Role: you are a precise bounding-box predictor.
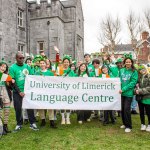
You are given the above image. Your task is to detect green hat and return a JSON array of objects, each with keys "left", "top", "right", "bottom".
[
  {"left": 63, "top": 55, "right": 71, "bottom": 61},
  {"left": 124, "top": 53, "right": 132, "bottom": 59},
  {"left": 115, "top": 58, "right": 123, "bottom": 64},
  {"left": 138, "top": 65, "right": 147, "bottom": 71},
  {"left": 32, "top": 55, "right": 43, "bottom": 63},
  {"left": 0, "top": 58, "right": 7, "bottom": 65}
]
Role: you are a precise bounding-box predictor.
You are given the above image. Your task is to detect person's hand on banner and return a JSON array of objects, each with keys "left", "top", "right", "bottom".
[
  {"left": 20, "top": 92, "right": 25, "bottom": 98},
  {"left": 54, "top": 46, "right": 59, "bottom": 53},
  {"left": 12, "top": 79, "right": 15, "bottom": 83},
  {"left": 119, "top": 90, "right": 122, "bottom": 94}
]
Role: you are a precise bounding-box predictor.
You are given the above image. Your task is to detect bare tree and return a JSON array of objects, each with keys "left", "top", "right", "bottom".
[
  {"left": 99, "top": 14, "right": 121, "bottom": 54},
  {"left": 126, "top": 11, "right": 145, "bottom": 48},
  {"left": 144, "top": 9, "right": 150, "bottom": 29}
]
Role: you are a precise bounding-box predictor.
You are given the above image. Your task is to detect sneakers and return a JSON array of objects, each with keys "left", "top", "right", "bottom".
[
  {"left": 30, "top": 123, "right": 39, "bottom": 131},
  {"left": 146, "top": 125, "right": 150, "bottom": 132},
  {"left": 87, "top": 118, "right": 91, "bottom": 122},
  {"left": 125, "top": 128, "right": 131, "bottom": 133},
  {"left": 13, "top": 125, "right": 22, "bottom": 132},
  {"left": 78, "top": 121, "right": 83, "bottom": 124},
  {"left": 141, "top": 124, "right": 146, "bottom": 131},
  {"left": 66, "top": 119, "right": 71, "bottom": 125},
  {"left": 120, "top": 125, "right": 125, "bottom": 129}
]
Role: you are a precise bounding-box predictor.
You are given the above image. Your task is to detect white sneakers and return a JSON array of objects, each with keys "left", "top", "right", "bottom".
[
  {"left": 120, "top": 125, "right": 131, "bottom": 133},
  {"left": 78, "top": 121, "right": 83, "bottom": 124},
  {"left": 120, "top": 125, "right": 125, "bottom": 129},
  {"left": 87, "top": 118, "right": 91, "bottom": 122},
  {"left": 66, "top": 119, "right": 71, "bottom": 125},
  {"left": 141, "top": 124, "right": 146, "bottom": 131},
  {"left": 125, "top": 128, "right": 131, "bottom": 133},
  {"left": 146, "top": 125, "right": 150, "bottom": 132},
  {"left": 140, "top": 124, "right": 150, "bottom": 132},
  {"left": 61, "top": 118, "right": 71, "bottom": 125}
]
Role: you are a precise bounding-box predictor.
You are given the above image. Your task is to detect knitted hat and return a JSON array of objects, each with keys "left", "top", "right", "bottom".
[{"left": 115, "top": 58, "right": 123, "bottom": 64}]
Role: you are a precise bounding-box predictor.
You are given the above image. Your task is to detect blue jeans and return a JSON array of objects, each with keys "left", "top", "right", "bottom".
[{"left": 131, "top": 95, "right": 137, "bottom": 111}]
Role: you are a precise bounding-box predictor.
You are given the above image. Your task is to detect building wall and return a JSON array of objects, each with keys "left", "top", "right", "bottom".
[
  {"left": 0, "top": 0, "right": 84, "bottom": 62},
  {"left": 0, "top": 0, "right": 27, "bottom": 63}
]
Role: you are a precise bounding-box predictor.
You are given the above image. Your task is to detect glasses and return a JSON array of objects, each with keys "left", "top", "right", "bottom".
[{"left": 18, "top": 57, "right": 25, "bottom": 60}]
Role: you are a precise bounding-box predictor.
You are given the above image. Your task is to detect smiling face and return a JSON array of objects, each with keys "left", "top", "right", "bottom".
[
  {"left": 80, "top": 64, "right": 86, "bottom": 73},
  {"left": 125, "top": 59, "right": 132, "bottom": 69},
  {"left": 102, "top": 67, "right": 108, "bottom": 74},
  {"left": 40, "top": 60, "right": 47, "bottom": 70},
  {"left": 84, "top": 55, "right": 91, "bottom": 63},
  {"left": 0, "top": 63, "right": 7, "bottom": 73},
  {"left": 26, "top": 59, "right": 32, "bottom": 66},
  {"left": 63, "top": 59, "right": 70, "bottom": 69}
]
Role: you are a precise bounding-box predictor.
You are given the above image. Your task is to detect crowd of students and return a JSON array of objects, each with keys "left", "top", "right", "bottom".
[{"left": 0, "top": 46, "right": 150, "bottom": 135}]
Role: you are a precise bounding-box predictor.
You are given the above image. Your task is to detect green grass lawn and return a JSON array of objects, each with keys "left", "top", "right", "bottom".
[{"left": 0, "top": 109, "right": 150, "bottom": 150}]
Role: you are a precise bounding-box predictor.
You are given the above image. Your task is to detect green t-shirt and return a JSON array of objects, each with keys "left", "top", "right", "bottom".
[
  {"left": 9, "top": 63, "right": 32, "bottom": 92},
  {"left": 35, "top": 69, "right": 54, "bottom": 76},
  {"left": 142, "top": 99, "right": 150, "bottom": 105}
]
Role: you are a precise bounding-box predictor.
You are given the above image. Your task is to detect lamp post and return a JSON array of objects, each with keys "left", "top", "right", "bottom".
[{"left": 47, "top": 21, "right": 50, "bottom": 58}]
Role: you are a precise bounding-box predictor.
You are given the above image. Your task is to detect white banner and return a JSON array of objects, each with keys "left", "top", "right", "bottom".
[{"left": 22, "top": 75, "right": 121, "bottom": 110}]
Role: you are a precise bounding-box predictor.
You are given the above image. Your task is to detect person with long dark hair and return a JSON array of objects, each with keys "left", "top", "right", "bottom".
[
  {"left": 56, "top": 56, "right": 75, "bottom": 125},
  {"left": 77, "top": 63, "right": 92, "bottom": 124},
  {"left": 119, "top": 57, "right": 138, "bottom": 133}
]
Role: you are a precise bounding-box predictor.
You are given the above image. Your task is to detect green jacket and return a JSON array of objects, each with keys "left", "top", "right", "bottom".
[
  {"left": 63, "top": 68, "right": 76, "bottom": 77},
  {"left": 138, "top": 74, "right": 150, "bottom": 104},
  {"left": 120, "top": 68, "right": 138, "bottom": 97},
  {"left": 87, "top": 62, "right": 95, "bottom": 75}
]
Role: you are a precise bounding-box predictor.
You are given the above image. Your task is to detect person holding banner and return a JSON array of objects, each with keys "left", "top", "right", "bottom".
[
  {"left": 9, "top": 52, "right": 39, "bottom": 132},
  {"left": 35, "top": 59, "right": 57, "bottom": 128},
  {"left": 77, "top": 63, "right": 92, "bottom": 124},
  {"left": 84, "top": 54, "right": 95, "bottom": 76},
  {"left": 56, "top": 55, "right": 76, "bottom": 125},
  {"left": 119, "top": 56, "right": 138, "bottom": 133},
  {"left": 99, "top": 65, "right": 116, "bottom": 125},
  {"left": 0, "top": 61, "right": 12, "bottom": 135}
]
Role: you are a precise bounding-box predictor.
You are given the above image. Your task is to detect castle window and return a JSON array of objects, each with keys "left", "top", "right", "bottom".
[
  {"left": 18, "top": 44, "right": 24, "bottom": 52},
  {"left": 79, "top": 19, "right": 81, "bottom": 28},
  {"left": 18, "top": 9, "right": 23, "bottom": 27},
  {"left": 38, "top": 41, "right": 44, "bottom": 51}
]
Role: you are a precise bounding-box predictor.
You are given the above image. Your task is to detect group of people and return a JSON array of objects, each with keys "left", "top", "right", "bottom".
[{"left": 0, "top": 46, "right": 150, "bottom": 136}]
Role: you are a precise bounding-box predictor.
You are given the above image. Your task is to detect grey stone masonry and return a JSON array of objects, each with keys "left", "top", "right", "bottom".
[{"left": 0, "top": 0, "right": 84, "bottom": 63}]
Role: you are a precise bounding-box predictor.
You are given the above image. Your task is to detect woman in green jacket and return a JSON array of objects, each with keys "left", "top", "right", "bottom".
[
  {"left": 135, "top": 65, "right": 150, "bottom": 132},
  {"left": 77, "top": 63, "right": 92, "bottom": 124},
  {"left": 119, "top": 57, "right": 138, "bottom": 133}
]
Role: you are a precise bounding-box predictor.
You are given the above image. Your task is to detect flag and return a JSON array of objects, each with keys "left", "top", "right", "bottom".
[{"left": 0, "top": 72, "right": 12, "bottom": 82}]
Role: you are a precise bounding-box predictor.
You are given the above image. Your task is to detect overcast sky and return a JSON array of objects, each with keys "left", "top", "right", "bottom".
[{"left": 29, "top": 0, "right": 150, "bottom": 53}]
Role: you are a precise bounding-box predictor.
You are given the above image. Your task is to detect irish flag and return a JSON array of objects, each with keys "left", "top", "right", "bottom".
[{"left": 0, "top": 72, "right": 12, "bottom": 82}]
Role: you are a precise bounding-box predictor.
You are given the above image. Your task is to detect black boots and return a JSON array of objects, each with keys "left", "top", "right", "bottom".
[
  {"left": 50, "top": 120, "right": 57, "bottom": 128},
  {"left": 40, "top": 119, "right": 46, "bottom": 127},
  {"left": 2, "top": 124, "right": 11, "bottom": 135}
]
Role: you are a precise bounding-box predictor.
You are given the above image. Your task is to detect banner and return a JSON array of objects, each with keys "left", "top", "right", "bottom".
[{"left": 22, "top": 75, "right": 121, "bottom": 110}]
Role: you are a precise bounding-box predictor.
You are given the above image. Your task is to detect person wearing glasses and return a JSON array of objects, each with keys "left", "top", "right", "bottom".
[{"left": 9, "top": 52, "right": 39, "bottom": 132}]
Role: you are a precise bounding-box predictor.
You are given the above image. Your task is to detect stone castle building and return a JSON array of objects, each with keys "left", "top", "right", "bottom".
[{"left": 0, "top": 0, "right": 84, "bottom": 63}]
